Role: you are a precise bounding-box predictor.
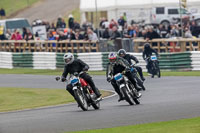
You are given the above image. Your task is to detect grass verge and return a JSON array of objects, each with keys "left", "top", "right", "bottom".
[
  {"left": 0, "top": 68, "right": 200, "bottom": 76},
  {"left": 0, "top": 87, "right": 111, "bottom": 112},
  {"left": 0, "top": 0, "right": 40, "bottom": 17},
  {"left": 66, "top": 117, "right": 200, "bottom": 133}
]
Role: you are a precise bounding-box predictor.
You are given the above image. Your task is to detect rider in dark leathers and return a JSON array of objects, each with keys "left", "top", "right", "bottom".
[
  {"left": 106, "top": 52, "right": 141, "bottom": 102},
  {"left": 61, "top": 53, "right": 102, "bottom": 100},
  {"left": 118, "top": 49, "right": 145, "bottom": 81},
  {"left": 142, "top": 43, "right": 158, "bottom": 74}
]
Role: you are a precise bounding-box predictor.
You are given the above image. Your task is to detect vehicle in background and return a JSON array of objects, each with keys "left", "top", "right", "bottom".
[
  {"left": 151, "top": 7, "right": 200, "bottom": 26},
  {"left": 0, "top": 18, "right": 32, "bottom": 36}
]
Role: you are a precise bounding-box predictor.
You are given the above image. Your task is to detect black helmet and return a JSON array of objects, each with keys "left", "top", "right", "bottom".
[
  {"left": 144, "top": 43, "right": 150, "bottom": 50},
  {"left": 118, "top": 49, "right": 126, "bottom": 57}
]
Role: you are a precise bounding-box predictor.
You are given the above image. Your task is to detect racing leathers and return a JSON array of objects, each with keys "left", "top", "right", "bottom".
[
  {"left": 142, "top": 47, "right": 158, "bottom": 74},
  {"left": 122, "top": 54, "right": 145, "bottom": 81},
  {"left": 62, "top": 59, "right": 101, "bottom": 98},
  {"left": 106, "top": 57, "right": 139, "bottom": 100}
]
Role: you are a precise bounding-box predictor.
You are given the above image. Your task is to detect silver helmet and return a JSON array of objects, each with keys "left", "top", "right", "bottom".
[{"left": 63, "top": 53, "right": 74, "bottom": 65}]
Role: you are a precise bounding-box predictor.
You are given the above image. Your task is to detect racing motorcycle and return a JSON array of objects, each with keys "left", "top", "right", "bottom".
[
  {"left": 56, "top": 72, "right": 100, "bottom": 111},
  {"left": 113, "top": 71, "right": 140, "bottom": 105},
  {"left": 131, "top": 65, "right": 146, "bottom": 91},
  {"left": 148, "top": 55, "right": 161, "bottom": 78}
]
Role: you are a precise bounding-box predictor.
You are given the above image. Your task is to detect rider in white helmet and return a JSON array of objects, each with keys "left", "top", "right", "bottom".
[{"left": 61, "top": 53, "right": 102, "bottom": 100}]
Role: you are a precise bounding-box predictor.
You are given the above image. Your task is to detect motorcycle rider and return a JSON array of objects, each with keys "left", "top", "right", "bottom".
[
  {"left": 142, "top": 43, "right": 158, "bottom": 75},
  {"left": 106, "top": 52, "right": 141, "bottom": 102},
  {"left": 118, "top": 49, "right": 145, "bottom": 81},
  {"left": 60, "top": 53, "right": 102, "bottom": 101}
]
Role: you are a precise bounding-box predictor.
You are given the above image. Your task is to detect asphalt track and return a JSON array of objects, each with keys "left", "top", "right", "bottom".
[{"left": 0, "top": 74, "right": 200, "bottom": 133}]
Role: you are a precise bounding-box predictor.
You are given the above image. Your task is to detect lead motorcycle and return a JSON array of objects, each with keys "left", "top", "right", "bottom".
[
  {"left": 56, "top": 72, "right": 100, "bottom": 111},
  {"left": 113, "top": 71, "right": 140, "bottom": 105}
]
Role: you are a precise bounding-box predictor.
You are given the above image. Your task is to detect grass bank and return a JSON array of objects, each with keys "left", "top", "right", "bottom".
[
  {"left": 0, "top": 87, "right": 111, "bottom": 112},
  {"left": 0, "top": 0, "right": 40, "bottom": 17},
  {"left": 66, "top": 117, "right": 200, "bottom": 133}
]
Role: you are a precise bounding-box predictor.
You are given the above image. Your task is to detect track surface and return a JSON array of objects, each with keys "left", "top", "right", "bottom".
[
  {"left": 0, "top": 74, "right": 200, "bottom": 133},
  {"left": 14, "top": 0, "right": 80, "bottom": 22}
]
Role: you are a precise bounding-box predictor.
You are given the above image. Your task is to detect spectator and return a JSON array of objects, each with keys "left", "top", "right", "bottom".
[
  {"left": 123, "top": 25, "right": 136, "bottom": 38},
  {"left": 67, "top": 29, "right": 75, "bottom": 40},
  {"left": 74, "top": 29, "right": 84, "bottom": 40},
  {"left": 0, "top": 8, "right": 6, "bottom": 19},
  {"left": 61, "top": 19, "right": 66, "bottom": 28},
  {"left": 102, "top": 19, "right": 110, "bottom": 29},
  {"left": 24, "top": 29, "right": 33, "bottom": 41},
  {"left": 170, "top": 25, "right": 179, "bottom": 38},
  {"left": 158, "top": 24, "right": 169, "bottom": 38},
  {"left": 11, "top": 29, "right": 23, "bottom": 47},
  {"left": 190, "top": 21, "right": 200, "bottom": 37},
  {"left": 74, "top": 21, "right": 80, "bottom": 30},
  {"left": 87, "top": 28, "right": 98, "bottom": 41},
  {"left": 184, "top": 27, "right": 193, "bottom": 38},
  {"left": 102, "top": 28, "right": 110, "bottom": 39},
  {"left": 118, "top": 16, "right": 126, "bottom": 28},
  {"left": 48, "top": 32, "right": 56, "bottom": 47},
  {"left": 109, "top": 19, "right": 118, "bottom": 29},
  {"left": 68, "top": 14, "right": 74, "bottom": 29},
  {"left": 22, "top": 27, "right": 27, "bottom": 39},
  {"left": 110, "top": 26, "right": 121, "bottom": 40},
  {"left": 56, "top": 17, "right": 63, "bottom": 28}
]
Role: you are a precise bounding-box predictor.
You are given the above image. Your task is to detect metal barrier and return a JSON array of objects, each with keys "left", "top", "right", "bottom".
[
  {"left": 0, "top": 40, "right": 99, "bottom": 53},
  {"left": 134, "top": 38, "right": 200, "bottom": 53}
]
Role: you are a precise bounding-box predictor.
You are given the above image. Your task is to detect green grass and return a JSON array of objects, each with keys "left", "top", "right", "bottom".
[
  {"left": 0, "top": 87, "right": 73, "bottom": 112},
  {"left": 0, "top": 87, "right": 111, "bottom": 112},
  {"left": 66, "top": 117, "right": 200, "bottom": 133},
  {"left": 0, "top": 0, "right": 40, "bottom": 16},
  {"left": 0, "top": 68, "right": 200, "bottom": 76}
]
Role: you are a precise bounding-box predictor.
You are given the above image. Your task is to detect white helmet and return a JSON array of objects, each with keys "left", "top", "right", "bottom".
[{"left": 63, "top": 53, "right": 74, "bottom": 65}]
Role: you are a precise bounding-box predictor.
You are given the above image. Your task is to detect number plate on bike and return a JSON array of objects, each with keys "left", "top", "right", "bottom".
[
  {"left": 151, "top": 56, "right": 157, "bottom": 60},
  {"left": 114, "top": 73, "right": 123, "bottom": 81},
  {"left": 71, "top": 78, "right": 78, "bottom": 85}
]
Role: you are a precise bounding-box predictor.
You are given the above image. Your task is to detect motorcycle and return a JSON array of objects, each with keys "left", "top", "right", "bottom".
[
  {"left": 148, "top": 55, "right": 161, "bottom": 78},
  {"left": 113, "top": 72, "right": 140, "bottom": 105},
  {"left": 56, "top": 72, "right": 100, "bottom": 111},
  {"left": 130, "top": 65, "right": 146, "bottom": 91}
]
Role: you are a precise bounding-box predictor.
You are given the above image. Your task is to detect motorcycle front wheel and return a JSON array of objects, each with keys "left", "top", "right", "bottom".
[{"left": 74, "top": 89, "right": 88, "bottom": 111}]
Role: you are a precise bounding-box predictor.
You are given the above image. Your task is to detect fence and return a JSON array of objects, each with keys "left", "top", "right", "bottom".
[
  {"left": 1, "top": 52, "right": 200, "bottom": 71},
  {"left": 134, "top": 38, "right": 200, "bottom": 53},
  {"left": 0, "top": 40, "right": 99, "bottom": 53},
  {"left": 1, "top": 39, "right": 200, "bottom": 53}
]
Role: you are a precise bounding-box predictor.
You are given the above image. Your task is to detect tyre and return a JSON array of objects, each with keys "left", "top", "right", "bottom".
[
  {"left": 161, "top": 20, "right": 170, "bottom": 27},
  {"left": 91, "top": 101, "right": 100, "bottom": 110},
  {"left": 129, "top": 84, "right": 140, "bottom": 105},
  {"left": 74, "top": 89, "right": 88, "bottom": 111},
  {"left": 121, "top": 86, "right": 134, "bottom": 105},
  {"left": 135, "top": 76, "right": 146, "bottom": 91},
  {"left": 157, "top": 67, "right": 161, "bottom": 78}
]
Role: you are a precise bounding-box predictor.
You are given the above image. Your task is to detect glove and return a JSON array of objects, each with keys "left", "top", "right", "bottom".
[
  {"left": 55, "top": 77, "right": 60, "bottom": 81},
  {"left": 107, "top": 77, "right": 112, "bottom": 82},
  {"left": 61, "top": 77, "right": 66, "bottom": 82}
]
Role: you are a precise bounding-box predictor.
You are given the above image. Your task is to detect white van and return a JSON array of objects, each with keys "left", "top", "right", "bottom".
[{"left": 151, "top": 7, "right": 200, "bottom": 26}]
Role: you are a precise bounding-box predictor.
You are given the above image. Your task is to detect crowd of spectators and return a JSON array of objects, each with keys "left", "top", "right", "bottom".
[{"left": 1, "top": 13, "right": 200, "bottom": 43}]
